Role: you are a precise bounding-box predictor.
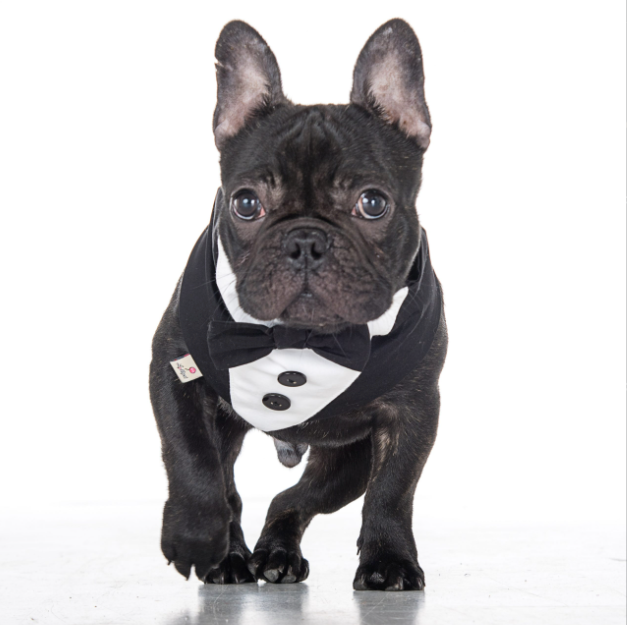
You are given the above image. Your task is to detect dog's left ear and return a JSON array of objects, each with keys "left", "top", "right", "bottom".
[
  {"left": 351, "top": 19, "right": 431, "bottom": 149},
  {"left": 213, "top": 21, "right": 287, "bottom": 150}
]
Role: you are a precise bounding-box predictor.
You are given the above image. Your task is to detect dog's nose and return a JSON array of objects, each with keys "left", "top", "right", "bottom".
[{"left": 283, "top": 228, "right": 329, "bottom": 270}]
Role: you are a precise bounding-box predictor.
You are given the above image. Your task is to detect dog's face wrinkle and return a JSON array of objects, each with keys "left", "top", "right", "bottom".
[
  {"left": 218, "top": 104, "right": 423, "bottom": 329},
  {"left": 234, "top": 220, "right": 392, "bottom": 325}
]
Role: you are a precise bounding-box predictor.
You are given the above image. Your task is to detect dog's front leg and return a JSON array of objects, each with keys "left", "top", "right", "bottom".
[
  {"left": 249, "top": 437, "right": 373, "bottom": 584},
  {"left": 151, "top": 371, "right": 233, "bottom": 582},
  {"left": 150, "top": 289, "right": 257, "bottom": 583},
  {"left": 353, "top": 386, "right": 440, "bottom": 591}
]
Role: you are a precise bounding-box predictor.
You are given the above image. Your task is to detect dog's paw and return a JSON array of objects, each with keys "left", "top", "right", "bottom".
[
  {"left": 204, "top": 551, "right": 256, "bottom": 585},
  {"left": 248, "top": 546, "right": 310, "bottom": 584},
  {"left": 161, "top": 498, "right": 231, "bottom": 582},
  {"left": 353, "top": 558, "right": 425, "bottom": 591}
]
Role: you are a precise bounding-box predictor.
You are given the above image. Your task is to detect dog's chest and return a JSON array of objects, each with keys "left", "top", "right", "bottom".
[
  {"left": 176, "top": 218, "right": 441, "bottom": 434},
  {"left": 215, "top": 237, "right": 409, "bottom": 431}
]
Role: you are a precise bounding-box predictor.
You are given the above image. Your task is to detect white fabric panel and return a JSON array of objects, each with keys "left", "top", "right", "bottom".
[
  {"left": 228, "top": 348, "right": 361, "bottom": 432},
  {"left": 367, "top": 287, "right": 408, "bottom": 337}
]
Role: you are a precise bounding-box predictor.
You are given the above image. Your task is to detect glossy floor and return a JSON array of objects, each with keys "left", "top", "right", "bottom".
[{"left": 2, "top": 502, "right": 625, "bottom": 625}]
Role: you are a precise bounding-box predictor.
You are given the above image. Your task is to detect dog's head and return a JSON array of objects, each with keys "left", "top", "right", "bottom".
[{"left": 213, "top": 19, "right": 431, "bottom": 332}]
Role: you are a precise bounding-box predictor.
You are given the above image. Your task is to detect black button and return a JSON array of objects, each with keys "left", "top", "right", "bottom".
[
  {"left": 262, "top": 393, "right": 291, "bottom": 411},
  {"left": 278, "top": 371, "right": 307, "bottom": 387}
]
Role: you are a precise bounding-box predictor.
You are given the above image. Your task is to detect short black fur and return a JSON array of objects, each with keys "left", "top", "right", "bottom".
[{"left": 150, "top": 18, "right": 447, "bottom": 591}]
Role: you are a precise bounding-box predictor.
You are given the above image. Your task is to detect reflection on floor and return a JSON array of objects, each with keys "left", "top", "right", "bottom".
[{"left": 1, "top": 501, "right": 625, "bottom": 625}]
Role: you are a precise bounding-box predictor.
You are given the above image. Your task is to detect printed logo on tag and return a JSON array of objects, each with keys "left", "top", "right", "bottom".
[{"left": 170, "top": 354, "right": 203, "bottom": 383}]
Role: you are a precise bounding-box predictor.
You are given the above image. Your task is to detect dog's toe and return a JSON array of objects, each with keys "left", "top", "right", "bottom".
[
  {"left": 204, "top": 552, "right": 256, "bottom": 585},
  {"left": 249, "top": 547, "right": 309, "bottom": 584}
]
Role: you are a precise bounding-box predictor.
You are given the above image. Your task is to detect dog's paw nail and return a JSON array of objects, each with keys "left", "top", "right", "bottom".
[
  {"left": 264, "top": 569, "right": 281, "bottom": 583},
  {"left": 281, "top": 566, "right": 298, "bottom": 584},
  {"left": 174, "top": 561, "right": 192, "bottom": 581},
  {"left": 385, "top": 579, "right": 404, "bottom": 591}
]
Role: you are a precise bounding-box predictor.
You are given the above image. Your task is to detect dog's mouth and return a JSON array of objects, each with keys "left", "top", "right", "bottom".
[
  {"left": 279, "top": 289, "right": 347, "bottom": 330},
  {"left": 237, "top": 270, "right": 394, "bottom": 331},
  {"left": 275, "top": 277, "right": 392, "bottom": 331}
]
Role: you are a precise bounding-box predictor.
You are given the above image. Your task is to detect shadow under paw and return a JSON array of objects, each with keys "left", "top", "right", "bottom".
[
  {"left": 353, "top": 558, "right": 425, "bottom": 591},
  {"left": 248, "top": 546, "right": 310, "bottom": 584}
]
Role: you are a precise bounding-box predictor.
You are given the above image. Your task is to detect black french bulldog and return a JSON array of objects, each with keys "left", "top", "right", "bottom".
[{"left": 149, "top": 18, "right": 447, "bottom": 592}]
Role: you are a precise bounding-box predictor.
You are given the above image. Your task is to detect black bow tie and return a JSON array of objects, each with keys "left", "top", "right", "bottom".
[{"left": 207, "top": 320, "right": 371, "bottom": 371}]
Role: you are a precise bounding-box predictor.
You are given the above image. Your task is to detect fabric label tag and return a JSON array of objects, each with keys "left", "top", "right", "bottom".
[{"left": 170, "top": 354, "right": 203, "bottom": 383}]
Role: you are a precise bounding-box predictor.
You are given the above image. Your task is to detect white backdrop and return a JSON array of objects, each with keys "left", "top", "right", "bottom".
[{"left": 0, "top": 1, "right": 624, "bottom": 525}]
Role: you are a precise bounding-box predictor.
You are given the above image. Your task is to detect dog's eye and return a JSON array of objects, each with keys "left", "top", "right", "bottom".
[
  {"left": 231, "top": 190, "right": 265, "bottom": 221},
  {"left": 353, "top": 190, "right": 389, "bottom": 220}
]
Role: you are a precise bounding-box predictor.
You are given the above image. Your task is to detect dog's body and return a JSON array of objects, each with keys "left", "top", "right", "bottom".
[{"left": 150, "top": 19, "right": 447, "bottom": 591}]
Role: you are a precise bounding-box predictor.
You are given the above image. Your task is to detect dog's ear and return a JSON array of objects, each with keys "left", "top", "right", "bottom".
[
  {"left": 213, "top": 21, "right": 287, "bottom": 150},
  {"left": 350, "top": 19, "right": 431, "bottom": 149}
]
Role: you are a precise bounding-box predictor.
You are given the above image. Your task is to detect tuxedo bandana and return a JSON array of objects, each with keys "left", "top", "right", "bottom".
[{"left": 176, "top": 198, "right": 442, "bottom": 433}]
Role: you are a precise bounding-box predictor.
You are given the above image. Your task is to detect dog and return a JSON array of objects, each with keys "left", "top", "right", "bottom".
[{"left": 149, "top": 18, "right": 447, "bottom": 591}]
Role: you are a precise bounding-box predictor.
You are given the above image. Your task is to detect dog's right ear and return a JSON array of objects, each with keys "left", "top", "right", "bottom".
[
  {"left": 213, "top": 21, "right": 287, "bottom": 150},
  {"left": 351, "top": 19, "right": 431, "bottom": 150}
]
